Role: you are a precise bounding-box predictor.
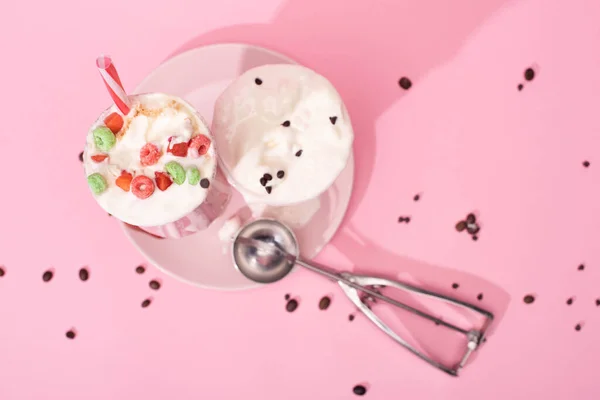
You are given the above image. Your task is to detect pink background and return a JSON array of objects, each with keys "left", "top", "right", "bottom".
[{"left": 1, "top": 0, "right": 600, "bottom": 398}]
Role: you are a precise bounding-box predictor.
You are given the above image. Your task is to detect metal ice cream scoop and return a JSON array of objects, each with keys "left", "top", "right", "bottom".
[{"left": 232, "top": 218, "right": 494, "bottom": 376}]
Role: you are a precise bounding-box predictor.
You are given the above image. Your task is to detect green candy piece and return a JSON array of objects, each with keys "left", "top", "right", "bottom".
[
  {"left": 87, "top": 173, "right": 107, "bottom": 195},
  {"left": 165, "top": 161, "right": 186, "bottom": 185},
  {"left": 93, "top": 126, "right": 116, "bottom": 152},
  {"left": 187, "top": 167, "right": 201, "bottom": 185}
]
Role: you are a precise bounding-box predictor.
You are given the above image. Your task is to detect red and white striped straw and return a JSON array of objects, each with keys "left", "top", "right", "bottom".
[{"left": 96, "top": 55, "right": 131, "bottom": 114}]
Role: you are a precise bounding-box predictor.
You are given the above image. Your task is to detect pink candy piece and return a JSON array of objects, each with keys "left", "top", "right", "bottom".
[
  {"left": 140, "top": 143, "right": 161, "bottom": 166},
  {"left": 189, "top": 134, "right": 211, "bottom": 156},
  {"left": 131, "top": 175, "right": 155, "bottom": 199}
]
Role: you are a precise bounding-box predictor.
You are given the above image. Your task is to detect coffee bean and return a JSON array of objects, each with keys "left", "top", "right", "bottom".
[
  {"left": 78, "top": 268, "right": 89, "bottom": 282},
  {"left": 566, "top": 297, "right": 573, "bottom": 305},
  {"left": 141, "top": 298, "right": 152, "bottom": 308},
  {"left": 398, "top": 77, "right": 412, "bottom": 90},
  {"left": 260, "top": 177, "right": 267, "bottom": 186},
  {"left": 286, "top": 299, "right": 298, "bottom": 312},
  {"left": 329, "top": 116, "right": 337, "bottom": 125},
  {"left": 264, "top": 173, "right": 273, "bottom": 181},
  {"left": 319, "top": 296, "right": 331, "bottom": 310},
  {"left": 200, "top": 179, "right": 210, "bottom": 189},
  {"left": 578, "top": 264, "right": 585, "bottom": 271},
  {"left": 575, "top": 323, "right": 582, "bottom": 331},
  {"left": 79, "top": 151, "right": 84, "bottom": 162},
  {"left": 255, "top": 78, "right": 262, "bottom": 85},
  {"left": 583, "top": 161, "right": 590, "bottom": 168},
  {"left": 0, "top": 266, "right": 5, "bottom": 277},
  {"left": 524, "top": 68, "right": 535, "bottom": 81},
  {"left": 265, "top": 186, "right": 272, "bottom": 194},
  {"left": 295, "top": 150, "right": 303, "bottom": 157},
  {"left": 404, "top": 216, "right": 411, "bottom": 223},
  {"left": 455, "top": 221, "right": 466, "bottom": 232},
  {"left": 466, "top": 213, "right": 476, "bottom": 224},
  {"left": 523, "top": 294, "right": 535, "bottom": 304},
  {"left": 135, "top": 265, "right": 145, "bottom": 274},
  {"left": 466, "top": 223, "right": 480, "bottom": 235},
  {"left": 285, "top": 294, "right": 290, "bottom": 300},
  {"left": 277, "top": 170, "right": 285, "bottom": 179},
  {"left": 596, "top": 299, "right": 600, "bottom": 306},
  {"left": 477, "top": 293, "right": 483, "bottom": 301},
  {"left": 42, "top": 270, "right": 53, "bottom": 282},
  {"left": 452, "top": 283, "right": 459, "bottom": 289},
  {"left": 398, "top": 217, "right": 405, "bottom": 223},
  {"left": 413, "top": 194, "right": 420, "bottom": 201},
  {"left": 518, "top": 84, "right": 523, "bottom": 91},
  {"left": 149, "top": 280, "right": 161, "bottom": 290},
  {"left": 472, "top": 235, "right": 479, "bottom": 241},
  {"left": 353, "top": 385, "right": 367, "bottom": 396},
  {"left": 65, "top": 330, "right": 76, "bottom": 339},
  {"left": 282, "top": 120, "right": 291, "bottom": 127},
  {"left": 348, "top": 314, "right": 355, "bottom": 321}
]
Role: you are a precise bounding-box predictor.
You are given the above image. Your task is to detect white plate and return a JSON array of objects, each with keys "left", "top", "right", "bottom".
[{"left": 121, "top": 43, "right": 354, "bottom": 290}]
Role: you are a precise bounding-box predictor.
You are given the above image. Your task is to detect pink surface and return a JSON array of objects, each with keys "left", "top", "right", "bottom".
[{"left": 1, "top": 0, "right": 599, "bottom": 398}]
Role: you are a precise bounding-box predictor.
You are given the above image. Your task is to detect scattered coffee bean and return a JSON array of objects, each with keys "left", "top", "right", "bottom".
[
  {"left": 398, "top": 216, "right": 405, "bottom": 223},
  {"left": 452, "top": 283, "right": 459, "bottom": 289},
  {"left": 0, "top": 266, "right": 5, "bottom": 277},
  {"left": 265, "top": 186, "right": 272, "bottom": 194},
  {"left": 517, "top": 84, "right": 523, "bottom": 91},
  {"left": 285, "top": 294, "right": 290, "bottom": 300},
  {"left": 595, "top": 299, "right": 600, "bottom": 306},
  {"left": 472, "top": 235, "right": 479, "bottom": 241},
  {"left": 295, "top": 150, "right": 303, "bottom": 157},
  {"left": 42, "top": 270, "right": 53, "bottom": 282},
  {"left": 282, "top": 120, "right": 291, "bottom": 127},
  {"left": 353, "top": 385, "right": 367, "bottom": 396},
  {"left": 254, "top": 78, "right": 262, "bottom": 85},
  {"left": 65, "top": 330, "right": 76, "bottom": 339},
  {"left": 79, "top": 151, "right": 84, "bottom": 162},
  {"left": 149, "top": 280, "right": 161, "bottom": 290},
  {"left": 264, "top": 173, "right": 273, "bottom": 181},
  {"left": 455, "top": 221, "right": 466, "bottom": 232},
  {"left": 135, "top": 265, "right": 145, "bottom": 274},
  {"left": 466, "top": 223, "right": 480, "bottom": 235},
  {"left": 524, "top": 68, "right": 535, "bottom": 81},
  {"left": 477, "top": 293, "right": 483, "bottom": 301},
  {"left": 329, "top": 116, "right": 337, "bottom": 125},
  {"left": 466, "top": 213, "right": 476, "bottom": 224},
  {"left": 200, "top": 179, "right": 210, "bottom": 189},
  {"left": 566, "top": 297, "right": 573, "bottom": 305},
  {"left": 78, "top": 268, "right": 89, "bottom": 282},
  {"left": 348, "top": 314, "right": 355, "bottom": 321},
  {"left": 583, "top": 161, "right": 590, "bottom": 168},
  {"left": 286, "top": 298, "right": 298, "bottom": 312},
  {"left": 578, "top": 264, "right": 585, "bottom": 271},
  {"left": 523, "top": 294, "right": 535, "bottom": 304},
  {"left": 141, "top": 298, "right": 152, "bottom": 308},
  {"left": 404, "top": 216, "right": 411, "bottom": 223},
  {"left": 398, "top": 77, "right": 412, "bottom": 90},
  {"left": 413, "top": 194, "right": 420, "bottom": 201},
  {"left": 277, "top": 170, "right": 285, "bottom": 179},
  {"left": 319, "top": 296, "right": 331, "bottom": 310},
  {"left": 575, "top": 323, "right": 582, "bottom": 331},
  {"left": 260, "top": 177, "right": 267, "bottom": 186}
]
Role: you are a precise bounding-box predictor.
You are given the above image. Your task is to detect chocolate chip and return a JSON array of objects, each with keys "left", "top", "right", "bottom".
[
  {"left": 277, "top": 170, "right": 285, "bottom": 179},
  {"left": 286, "top": 299, "right": 298, "bottom": 312},
  {"left": 78, "top": 268, "right": 89, "bottom": 282},
  {"left": 477, "top": 293, "right": 483, "bottom": 301},
  {"left": 596, "top": 299, "right": 600, "bottom": 306},
  {"left": 141, "top": 298, "right": 152, "bottom": 308},
  {"left": 583, "top": 161, "right": 590, "bottom": 168},
  {"left": 295, "top": 150, "right": 303, "bottom": 157},
  {"left": 472, "top": 235, "right": 479, "bottom": 241},
  {"left": 264, "top": 173, "right": 273, "bottom": 181},
  {"left": 398, "top": 77, "right": 412, "bottom": 90},
  {"left": 65, "top": 330, "right": 76, "bottom": 339},
  {"left": 353, "top": 385, "right": 367, "bottom": 396},
  {"left": 79, "top": 151, "right": 84, "bottom": 162},
  {"left": 455, "top": 221, "right": 466, "bottom": 232},
  {"left": 523, "top": 294, "right": 535, "bottom": 304},
  {"left": 578, "top": 264, "right": 585, "bottom": 271},
  {"left": 255, "top": 78, "right": 262, "bottom": 85},
  {"left": 200, "top": 178, "right": 210, "bottom": 189},
  {"left": 282, "top": 120, "right": 291, "bottom": 127},
  {"left": 524, "top": 68, "right": 535, "bottom": 81},
  {"left": 348, "top": 314, "right": 355, "bottom": 321},
  {"left": 0, "top": 266, "right": 4, "bottom": 277},
  {"left": 466, "top": 213, "right": 476, "bottom": 224},
  {"left": 265, "top": 186, "right": 272, "bottom": 194},
  {"left": 285, "top": 294, "right": 290, "bottom": 300},
  {"left": 42, "top": 270, "right": 53, "bottom": 282},
  {"left": 398, "top": 217, "right": 405, "bottom": 223},
  {"left": 260, "top": 177, "right": 267, "bottom": 186},
  {"left": 404, "top": 217, "right": 411, "bottom": 223},
  {"left": 149, "top": 280, "right": 161, "bottom": 290},
  {"left": 575, "top": 323, "right": 582, "bottom": 331},
  {"left": 452, "top": 283, "right": 459, "bottom": 289},
  {"left": 413, "top": 194, "right": 420, "bottom": 201},
  {"left": 466, "top": 223, "right": 480, "bottom": 235},
  {"left": 135, "top": 265, "right": 145, "bottom": 274},
  {"left": 319, "top": 296, "right": 331, "bottom": 310},
  {"left": 566, "top": 297, "right": 573, "bottom": 305},
  {"left": 329, "top": 116, "right": 337, "bottom": 125},
  {"left": 518, "top": 84, "right": 523, "bottom": 91}
]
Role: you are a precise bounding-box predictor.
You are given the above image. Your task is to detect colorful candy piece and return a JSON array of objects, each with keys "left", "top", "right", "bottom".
[
  {"left": 87, "top": 173, "right": 107, "bottom": 195},
  {"left": 91, "top": 154, "right": 108, "bottom": 163},
  {"left": 167, "top": 142, "right": 189, "bottom": 157},
  {"left": 189, "top": 134, "right": 211, "bottom": 156},
  {"left": 115, "top": 171, "right": 133, "bottom": 192},
  {"left": 131, "top": 175, "right": 155, "bottom": 199},
  {"left": 165, "top": 161, "right": 186, "bottom": 185},
  {"left": 103, "top": 112, "right": 124, "bottom": 134},
  {"left": 187, "top": 167, "right": 201, "bottom": 185},
  {"left": 93, "top": 126, "right": 116, "bottom": 152},
  {"left": 155, "top": 171, "right": 173, "bottom": 191},
  {"left": 140, "top": 143, "right": 161, "bottom": 166}
]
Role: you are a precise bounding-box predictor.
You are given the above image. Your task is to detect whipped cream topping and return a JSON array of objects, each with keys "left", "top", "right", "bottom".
[
  {"left": 212, "top": 64, "right": 354, "bottom": 206},
  {"left": 84, "top": 93, "right": 216, "bottom": 226}
]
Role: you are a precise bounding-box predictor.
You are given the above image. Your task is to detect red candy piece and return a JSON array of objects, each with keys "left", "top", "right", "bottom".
[
  {"left": 104, "top": 112, "right": 124, "bottom": 134},
  {"left": 140, "top": 143, "right": 161, "bottom": 166},
  {"left": 91, "top": 154, "right": 108, "bottom": 163},
  {"left": 115, "top": 171, "right": 133, "bottom": 192},
  {"left": 131, "top": 175, "right": 155, "bottom": 199},
  {"left": 189, "top": 134, "right": 211, "bottom": 156},
  {"left": 154, "top": 171, "right": 173, "bottom": 191},
  {"left": 167, "top": 142, "right": 189, "bottom": 157}
]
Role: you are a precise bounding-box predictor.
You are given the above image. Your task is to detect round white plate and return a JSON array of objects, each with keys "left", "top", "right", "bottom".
[{"left": 121, "top": 43, "right": 354, "bottom": 290}]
